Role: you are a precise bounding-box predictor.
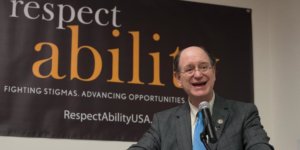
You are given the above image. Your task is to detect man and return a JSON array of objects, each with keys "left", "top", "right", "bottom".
[{"left": 128, "top": 46, "right": 274, "bottom": 150}]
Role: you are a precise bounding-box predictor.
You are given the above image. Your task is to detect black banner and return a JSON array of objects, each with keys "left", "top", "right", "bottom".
[{"left": 0, "top": 0, "right": 253, "bottom": 141}]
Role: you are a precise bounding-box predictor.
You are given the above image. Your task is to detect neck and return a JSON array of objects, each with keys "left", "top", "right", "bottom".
[{"left": 189, "top": 93, "right": 213, "bottom": 108}]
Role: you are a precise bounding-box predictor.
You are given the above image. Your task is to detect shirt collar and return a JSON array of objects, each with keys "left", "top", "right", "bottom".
[
  {"left": 188, "top": 92, "right": 215, "bottom": 112},
  {"left": 189, "top": 92, "right": 215, "bottom": 123}
]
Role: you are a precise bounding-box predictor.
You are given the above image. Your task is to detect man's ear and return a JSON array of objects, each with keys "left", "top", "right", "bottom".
[
  {"left": 173, "top": 72, "right": 182, "bottom": 88},
  {"left": 212, "top": 65, "right": 217, "bottom": 76}
]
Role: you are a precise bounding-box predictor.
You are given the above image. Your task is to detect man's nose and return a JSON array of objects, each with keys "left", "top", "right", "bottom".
[{"left": 193, "top": 69, "right": 203, "bottom": 77}]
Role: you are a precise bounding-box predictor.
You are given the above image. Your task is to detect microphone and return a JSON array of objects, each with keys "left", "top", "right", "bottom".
[{"left": 199, "top": 101, "right": 217, "bottom": 143}]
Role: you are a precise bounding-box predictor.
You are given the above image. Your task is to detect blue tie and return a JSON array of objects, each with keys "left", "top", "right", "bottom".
[{"left": 193, "top": 111, "right": 206, "bottom": 150}]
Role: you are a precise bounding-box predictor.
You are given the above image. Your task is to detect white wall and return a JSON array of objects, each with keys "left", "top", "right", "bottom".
[
  {"left": 1, "top": 0, "right": 300, "bottom": 149},
  {"left": 269, "top": 0, "right": 300, "bottom": 149}
]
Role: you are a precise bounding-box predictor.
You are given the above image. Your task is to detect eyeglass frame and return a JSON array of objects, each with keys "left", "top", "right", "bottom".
[{"left": 178, "top": 63, "right": 214, "bottom": 76}]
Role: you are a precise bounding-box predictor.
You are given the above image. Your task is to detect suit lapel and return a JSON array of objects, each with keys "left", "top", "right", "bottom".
[
  {"left": 174, "top": 96, "right": 230, "bottom": 150},
  {"left": 175, "top": 103, "right": 192, "bottom": 150},
  {"left": 208, "top": 95, "right": 230, "bottom": 150}
]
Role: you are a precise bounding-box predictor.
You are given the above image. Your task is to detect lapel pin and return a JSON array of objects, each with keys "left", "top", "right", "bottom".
[{"left": 217, "top": 119, "right": 224, "bottom": 125}]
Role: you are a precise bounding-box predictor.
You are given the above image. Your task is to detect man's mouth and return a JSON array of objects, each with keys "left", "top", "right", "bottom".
[{"left": 192, "top": 81, "right": 207, "bottom": 87}]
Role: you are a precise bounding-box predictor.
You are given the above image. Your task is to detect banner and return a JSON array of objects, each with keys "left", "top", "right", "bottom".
[{"left": 0, "top": 0, "right": 253, "bottom": 141}]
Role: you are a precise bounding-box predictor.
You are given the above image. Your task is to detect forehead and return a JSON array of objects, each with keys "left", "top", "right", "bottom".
[{"left": 179, "top": 47, "right": 210, "bottom": 66}]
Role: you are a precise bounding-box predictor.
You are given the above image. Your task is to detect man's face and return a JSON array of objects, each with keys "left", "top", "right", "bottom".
[{"left": 174, "top": 46, "right": 216, "bottom": 101}]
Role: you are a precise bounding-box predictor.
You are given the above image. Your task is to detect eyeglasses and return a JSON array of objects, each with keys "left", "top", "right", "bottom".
[{"left": 180, "top": 64, "right": 212, "bottom": 76}]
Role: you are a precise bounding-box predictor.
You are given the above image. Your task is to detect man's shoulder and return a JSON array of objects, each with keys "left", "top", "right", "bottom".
[
  {"left": 224, "top": 98, "right": 253, "bottom": 106},
  {"left": 218, "top": 96, "right": 257, "bottom": 113}
]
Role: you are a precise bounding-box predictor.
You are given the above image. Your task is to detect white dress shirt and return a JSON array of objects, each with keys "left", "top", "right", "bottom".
[{"left": 189, "top": 92, "right": 215, "bottom": 141}]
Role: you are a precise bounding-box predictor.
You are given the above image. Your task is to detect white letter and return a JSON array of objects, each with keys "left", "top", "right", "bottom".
[
  {"left": 78, "top": 6, "right": 93, "bottom": 24},
  {"left": 94, "top": 8, "right": 109, "bottom": 26},
  {"left": 57, "top": 4, "right": 75, "bottom": 29},
  {"left": 24, "top": 1, "right": 40, "bottom": 19},
  {"left": 42, "top": 3, "right": 54, "bottom": 21},
  {"left": 10, "top": 0, "right": 24, "bottom": 17},
  {"left": 4, "top": 85, "right": 9, "bottom": 92},
  {"left": 111, "top": 6, "right": 121, "bottom": 27},
  {"left": 64, "top": 110, "right": 70, "bottom": 119}
]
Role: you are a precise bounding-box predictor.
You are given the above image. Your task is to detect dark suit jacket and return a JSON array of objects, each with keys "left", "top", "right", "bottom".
[{"left": 128, "top": 95, "right": 274, "bottom": 150}]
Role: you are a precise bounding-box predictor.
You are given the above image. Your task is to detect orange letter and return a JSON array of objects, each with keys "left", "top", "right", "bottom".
[
  {"left": 68, "top": 25, "right": 102, "bottom": 81},
  {"left": 107, "top": 48, "right": 124, "bottom": 83},
  {"left": 32, "top": 42, "right": 66, "bottom": 79},
  {"left": 148, "top": 52, "right": 165, "bottom": 86},
  {"left": 169, "top": 47, "right": 181, "bottom": 88},
  {"left": 128, "top": 31, "right": 144, "bottom": 85}
]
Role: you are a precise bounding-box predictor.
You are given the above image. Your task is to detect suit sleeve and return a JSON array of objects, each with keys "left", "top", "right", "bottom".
[
  {"left": 127, "top": 114, "right": 161, "bottom": 150},
  {"left": 243, "top": 104, "right": 274, "bottom": 150}
]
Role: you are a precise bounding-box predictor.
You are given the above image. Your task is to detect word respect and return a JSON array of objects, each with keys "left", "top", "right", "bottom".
[{"left": 10, "top": 0, "right": 121, "bottom": 29}]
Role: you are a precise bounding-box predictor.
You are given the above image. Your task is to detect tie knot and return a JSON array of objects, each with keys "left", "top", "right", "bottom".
[{"left": 197, "top": 111, "right": 203, "bottom": 120}]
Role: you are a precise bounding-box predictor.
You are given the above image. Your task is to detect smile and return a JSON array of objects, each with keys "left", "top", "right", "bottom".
[{"left": 192, "top": 81, "right": 207, "bottom": 87}]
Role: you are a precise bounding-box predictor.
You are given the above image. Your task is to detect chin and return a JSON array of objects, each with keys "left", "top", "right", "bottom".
[
  {"left": 191, "top": 93, "right": 209, "bottom": 100},
  {"left": 192, "top": 90, "right": 208, "bottom": 96}
]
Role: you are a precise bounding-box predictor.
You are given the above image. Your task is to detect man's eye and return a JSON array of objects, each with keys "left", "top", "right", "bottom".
[
  {"left": 184, "top": 68, "right": 193, "bottom": 72},
  {"left": 201, "top": 66, "right": 208, "bottom": 69}
]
